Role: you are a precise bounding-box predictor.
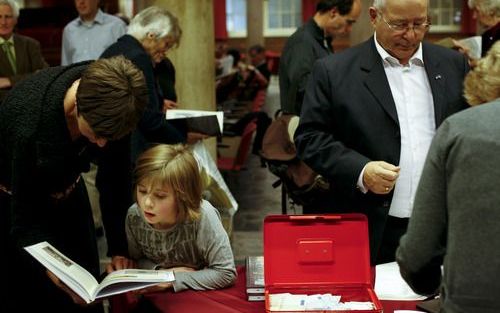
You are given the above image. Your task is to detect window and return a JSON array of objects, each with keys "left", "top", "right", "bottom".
[
  {"left": 227, "top": 0, "right": 247, "bottom": 38},
  {"left": 264, "top": 0, "right": 302, "bottom": 37},
  {"left": 429, "top": 0, "right": 462, "bottom": 32}
]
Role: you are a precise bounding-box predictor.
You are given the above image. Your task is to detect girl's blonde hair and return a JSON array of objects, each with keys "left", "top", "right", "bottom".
[
  {"left": 134, "top": 144, "right": 202, "bottom": 223},
  {"left": 464, "top": 41, "right": 500, "bottom": 106}
]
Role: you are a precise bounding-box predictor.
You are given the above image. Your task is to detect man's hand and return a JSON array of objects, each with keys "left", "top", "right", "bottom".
[
  {"left": 452, "top": 39, "right": 477, "bottom": 67},
  {"left": 363, "top": 161, "right": 400, "bottom": 194},
  {"left": 106, "top": 256, "right": 136, "bottom": 273},
  {"left": 46, "top": 270, "right": 88, "bottom": 305},
  {"left": 186, "top": 132, "right": 209, "bottom": 144},
  {"left": 162, "top": 99, "right": 178, "bottom": 112}
]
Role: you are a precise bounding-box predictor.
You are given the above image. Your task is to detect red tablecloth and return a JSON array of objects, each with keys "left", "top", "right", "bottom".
[{"left": 111, "top": 266, "right": 420, "bottom": 313}]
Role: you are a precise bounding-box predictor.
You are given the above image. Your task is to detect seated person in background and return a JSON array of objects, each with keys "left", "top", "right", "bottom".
[
  {"left": 0, "top": 0, "right": 48, "bottom": 102},
  {"left": 216, "top": 48, "right": 242, "bottom": 104},
  {"left": 116, "top": 144, "right": 237, "bottom": 292},
  {"left": 248, "top": 44, "right": 271, "bottom": 82},
  {"left": 215, "top": 39, "right": 234, "bottom": 77},
  {"left": 396, "top": 41, "right": 500, "bottom": 312},
  {"left": 218, "top": 48, "right": 268, "bottom": 103},
  {"left": 240, "top": 53, "right": 270, "bottom": 98}
]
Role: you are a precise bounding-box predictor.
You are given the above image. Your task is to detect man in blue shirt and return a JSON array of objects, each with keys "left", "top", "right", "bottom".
[{"left": 61, "top": 0, "right": 126, "bottom": 65}]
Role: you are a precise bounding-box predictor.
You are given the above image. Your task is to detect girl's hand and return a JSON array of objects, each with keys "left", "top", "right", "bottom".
[
  {"left": 132, "top": 281, "right": 174, "bottom": 295},
  {"left": 131, "top": 266, "right": 195, "bottom": 295},
  {"left": 106, "top": 256, "right": 137, "bottom": 273}
]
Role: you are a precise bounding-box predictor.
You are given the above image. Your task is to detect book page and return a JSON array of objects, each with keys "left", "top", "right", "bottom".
[
  {"left": 458, "top": 36, "right": 482, "bottom": 59},
  {"left": 24, "top": 242, "right": 98, "bottom": 303},
  {"left": 95, "top": 269, "right": 174, "bottom": 299}
]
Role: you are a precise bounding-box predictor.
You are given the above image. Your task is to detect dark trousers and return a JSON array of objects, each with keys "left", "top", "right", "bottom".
[{"left": 376, "top": 216, "right": 409, "bottom": 264}]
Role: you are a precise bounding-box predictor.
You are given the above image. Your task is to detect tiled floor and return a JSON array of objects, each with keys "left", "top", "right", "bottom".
[{"left": 225, "top": 151, "right": 282, "bottom": 264}]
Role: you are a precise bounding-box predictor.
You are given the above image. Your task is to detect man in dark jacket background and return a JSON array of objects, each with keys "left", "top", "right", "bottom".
[
  {"left": 279, "top": 0, "right": 362, "bottom": 115},
  {"left": 276, "top": 0, "right": 361, "bottom": 214}
]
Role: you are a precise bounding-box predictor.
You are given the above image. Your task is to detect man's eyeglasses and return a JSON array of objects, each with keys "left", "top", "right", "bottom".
[{"left": 379, "top": 13, "right": 430, "bottom": 34}]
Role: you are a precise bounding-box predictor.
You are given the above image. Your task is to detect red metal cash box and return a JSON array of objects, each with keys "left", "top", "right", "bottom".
[{"left": 264, "top": 214, "right": 382, "bottom": 313}]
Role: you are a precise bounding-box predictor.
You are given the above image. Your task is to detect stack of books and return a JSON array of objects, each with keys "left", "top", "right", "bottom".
[{"left": 245, "top": 256, "right": 264, "bottom": 301}]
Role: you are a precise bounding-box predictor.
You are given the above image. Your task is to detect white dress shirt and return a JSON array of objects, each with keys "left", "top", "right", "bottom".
[{"left": 61, "top": 9, "right": 127, "bottom": 65}]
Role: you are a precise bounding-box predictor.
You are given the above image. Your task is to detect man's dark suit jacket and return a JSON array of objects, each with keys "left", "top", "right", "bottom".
[
  {"left": 279, "top": 18, "right": 332, "bottom": 115},
  {"left": 294, "top": 37, "right": 469, "bottom": 263},
  {"left": 0, "top": 34, "right": 48, "bottom": 102}
]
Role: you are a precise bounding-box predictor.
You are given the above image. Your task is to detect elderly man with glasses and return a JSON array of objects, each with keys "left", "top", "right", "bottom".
[
  {"left": 0, "top": 0, "right": 48, "bottom": 102},
  {"left": 295, "top": 0, "right": 470, "bottom": 265}
]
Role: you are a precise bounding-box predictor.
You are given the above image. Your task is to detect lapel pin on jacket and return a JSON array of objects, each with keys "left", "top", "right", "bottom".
[{"left": 435, "top": 75, "right": 442, "bottom": 80}]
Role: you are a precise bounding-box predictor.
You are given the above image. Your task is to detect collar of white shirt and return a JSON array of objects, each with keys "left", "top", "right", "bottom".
[
  {"left": 77, "top": 9, "right": 105, "bottom": 26},
  {"left": 373, "top": 33, "right": 424, "bottom": 68}
]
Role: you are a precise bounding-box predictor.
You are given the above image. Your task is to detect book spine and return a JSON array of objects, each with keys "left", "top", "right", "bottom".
[
  {"left": 247, "top": 295, "right": 265, "bottom": 302},
  {"left": 247, "top": 287, "right": 265, "bottom": 294}
]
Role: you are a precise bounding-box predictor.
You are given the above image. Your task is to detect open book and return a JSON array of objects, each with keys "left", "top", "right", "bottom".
[
  {"left": 436, "top": 36, "right": 482, "bottom": 60},
  {"left": 166, "top": 109, "right": 224, "bottom": 137},
  {"left": 24, "top": 241, "right": 175, "bottom": 303}
]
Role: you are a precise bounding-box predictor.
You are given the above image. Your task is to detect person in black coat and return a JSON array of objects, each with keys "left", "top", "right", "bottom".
[
  {"left": 0, "top": 56, "right": 147, "bottom": 312},
  {"left": 98, "top": 8, "right": 208, "bottom": 275},
  {"left": 101, "top": 6, "right": 186, "bottom": 159},
  {"left": 279, "top": 0, "right": 362, "bottom": 115}
]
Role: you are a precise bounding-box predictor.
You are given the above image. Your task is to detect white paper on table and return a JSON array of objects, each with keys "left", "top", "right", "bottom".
[{"left": 375, "top": 262, "right": 427, "bottom": 301}]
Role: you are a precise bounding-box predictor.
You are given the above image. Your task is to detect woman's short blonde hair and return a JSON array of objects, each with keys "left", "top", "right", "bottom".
[
  {"left": 134, "top": 144, "right": 202, "bottom": 223},
  {"left": 464, "top": 41, "right": 500, "bottom": 106}
]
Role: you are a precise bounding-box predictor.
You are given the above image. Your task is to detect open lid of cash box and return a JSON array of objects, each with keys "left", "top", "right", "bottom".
[{"left": 263, "top": 214, "right": 372, "bottom": 287}]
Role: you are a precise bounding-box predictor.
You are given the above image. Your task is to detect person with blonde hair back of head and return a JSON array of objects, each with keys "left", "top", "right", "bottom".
[
  {"left": 396, "top": 41, "right": 500, "bottom": 313},
  {"left": 112, "top": 144, "right": 236, "bottom": 294},
  {"left": 0, "top": 55, "right": 148, "bottom": 312}
]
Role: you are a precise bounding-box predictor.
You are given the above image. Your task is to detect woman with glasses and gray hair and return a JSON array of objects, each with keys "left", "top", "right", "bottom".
[
  {"left": 468, "top": 0, "right": 499, "bottom": 57},
  {"left": 98, "top": 7, "right": 207, "bottom": 276}
]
